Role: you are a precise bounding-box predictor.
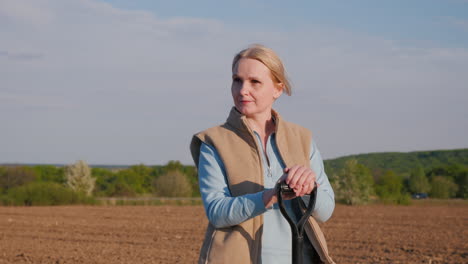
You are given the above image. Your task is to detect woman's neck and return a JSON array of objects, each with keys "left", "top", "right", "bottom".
[{"left": 246, "top": 112, "right": 276, "bottom": 142}]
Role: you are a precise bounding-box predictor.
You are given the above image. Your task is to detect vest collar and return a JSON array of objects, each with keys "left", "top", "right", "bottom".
[{"left": 226, "top": 106, "right": 283, "bottom": 136}]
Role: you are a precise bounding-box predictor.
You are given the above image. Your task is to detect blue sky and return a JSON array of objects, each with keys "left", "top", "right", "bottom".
[
  {"left": 103, "top": 0, "right": 468, "bottom": 46},
  {"left": 1, "top": 0, "right": 467, "bottom": 165}
]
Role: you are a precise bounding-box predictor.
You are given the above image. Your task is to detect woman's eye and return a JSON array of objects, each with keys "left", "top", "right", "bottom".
[
  {"left": 251, "top": 79, "right": 260, "bottom": 84},
  {"left": 233, "top": 77, "right": 241, "bottom": 83}
]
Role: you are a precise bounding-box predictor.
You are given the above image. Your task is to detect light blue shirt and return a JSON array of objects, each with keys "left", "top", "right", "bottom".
[{"left": 198, "top": 132, "right": 335, "bottom": 264}]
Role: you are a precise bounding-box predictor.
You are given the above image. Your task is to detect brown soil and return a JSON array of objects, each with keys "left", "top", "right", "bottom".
[{"left": 0, "top": 204, "right": 466, "bottom": 263}]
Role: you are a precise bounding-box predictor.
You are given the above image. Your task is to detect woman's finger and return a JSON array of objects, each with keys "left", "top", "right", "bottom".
[
  {"left": 304, "top": 181, "right": 315, "bottom": 195},
  {"left": 285, "top": 165, "right": 300, "bottom": 186},
  {"left": 298, "top": 170, "right": 317, "bottom": 196},
  {"left": 288, "top": 166, "right": 308, "bottom": 188},
  {"left": 295, "top": 169, "right": 312, "bottom": 189}
]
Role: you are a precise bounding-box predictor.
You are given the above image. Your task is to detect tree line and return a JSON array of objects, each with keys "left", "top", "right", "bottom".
[
  {"left": 0, "top": 148, "right": 466, "bottom": 206},
  {"left": 327, "top": 159, "right": 467, "bottom": 205},
  {"left": 324, "top": 148, "right": 468, "bottom": 204},
  {"left": 0, "top": 160, "right": 198, "bottom": 206}
]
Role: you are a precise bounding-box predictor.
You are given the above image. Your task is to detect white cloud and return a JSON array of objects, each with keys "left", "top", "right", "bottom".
[
  {"left": 452, "top": 18, "right": 468, "bottom": 31},
  {"left": 0, "top": 92, "right": 72, "bottom": 110},
  {"left": 438, "top": 16, "right": 468, "bottom": 32},
  {"left": 0, "top": 0, "right": 467, "bottom": 164},
  {"left": 0, "top": 0, "right": 54, "bottom": 26},
  {"left": 0, "top": 50, "right": 44, "bottom": 61}
]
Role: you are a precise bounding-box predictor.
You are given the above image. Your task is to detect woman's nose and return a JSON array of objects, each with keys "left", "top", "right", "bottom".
[{"left": 239, "top": 82, "right": 250, "bottom": 95}]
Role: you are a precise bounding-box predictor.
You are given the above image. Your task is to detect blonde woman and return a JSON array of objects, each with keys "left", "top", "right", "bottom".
[{"left": 190, "top": 44, "right": 335, "bottom": 264}]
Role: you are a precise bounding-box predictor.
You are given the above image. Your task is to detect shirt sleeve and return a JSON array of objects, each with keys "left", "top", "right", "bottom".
[
  {"left": 198, "top": 142, "right": 268, "bottom": 228},
  {"left": 301, "top": 140, "right": 335, "bottom": 222}
]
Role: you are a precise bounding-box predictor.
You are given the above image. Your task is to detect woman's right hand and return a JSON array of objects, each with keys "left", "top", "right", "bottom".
[{"left": 262, "top": 188, "right": 278, "bottom": 209}]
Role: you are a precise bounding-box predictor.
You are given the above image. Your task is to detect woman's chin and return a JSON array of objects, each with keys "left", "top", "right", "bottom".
[{"left": 235, "top": 106, "right": 254, "bottom": 116}]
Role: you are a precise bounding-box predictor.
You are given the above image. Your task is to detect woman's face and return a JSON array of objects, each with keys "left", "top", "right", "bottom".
[{"left": 231, "top": 58, "right": 283, "bottom": 119}]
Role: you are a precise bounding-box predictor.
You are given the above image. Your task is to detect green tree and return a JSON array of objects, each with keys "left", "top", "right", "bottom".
[
  {"left": 408, "top": 166, "right": 430, "bottom": 194},
  {"left": 0, "top": 166, "right": 36, "bottom": 193},
  {"left": 153, "top": 170, "right": 192, "bottom": 197},
  {"left": 32, "top": 165, "right": 65, "bottom": 183},
  {"left": 456, "top": 170, "right": 468, "bottom": 199},
  {"left": 116, "top": 169, "right": 145, "bottom": 194},
  {"left": 429, "top": 176, "right": 458, "bottom": 199},
  {"left": 110, "top": 176, "right": 136, "bottom": 197},
  {"left": 65, "top": 160, "right": 95, "bottom": 196},
  {"left": 0, "top": 167, "right": 6, "bottom": 193},
  {"left": 92, "top": 168, "right": 116, "bottom": 196},
  {"left": 376, "top": 170, "right": 410, "bottom": 205},
  {"left": 152, "top": 161, "right": 200, "bottom": 197},
  {"left": 331, "top": 159, "right": 375, "bottom": 205},
  {"left": 427, "top": 164, "right": 467, "bottom": 198},
  {"left": 92, "top": 168, "right": 141, "bottom": 197},
  {"left": 165, "top": 160, "right": 184, "bottom": 172},
  {"left": 128, "top": 164, "right": 154, "bottom": 193}
]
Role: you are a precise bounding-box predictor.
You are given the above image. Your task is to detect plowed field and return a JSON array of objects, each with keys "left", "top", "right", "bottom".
[{"left": 0, "top": 203, "right": 466, "bottom": 263}]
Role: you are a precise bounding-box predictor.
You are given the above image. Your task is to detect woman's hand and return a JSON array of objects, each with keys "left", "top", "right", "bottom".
[
  {"left": 284, "top": 165, "right": 318, "bottom": 197},
  {"left": 262, "top": 172, "right": 294, "bottom": 208},
  {"left": 263, "top": 165, "right": 318, "bottom": 209}
]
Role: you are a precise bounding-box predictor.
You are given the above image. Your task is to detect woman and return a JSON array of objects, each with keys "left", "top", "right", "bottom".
[{"left": 190, "top": 44, "right": 335, "bottom": 264}]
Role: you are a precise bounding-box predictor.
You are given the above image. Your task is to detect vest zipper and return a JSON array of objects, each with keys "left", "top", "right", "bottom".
[
  {"left": 262, "top": 142, "right": 272, "bottom": 178},
  {"left": 254, "top": 131, "right": 273, "bottom": 178}
]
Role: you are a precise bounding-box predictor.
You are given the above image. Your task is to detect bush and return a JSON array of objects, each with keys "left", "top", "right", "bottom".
[
  {"left": 153, "top": 170, "right": 192, "bottom": 197},
  {"left": 2, "top": 182, "right": 95, "bottom": 206},
  {"left": 111, "top": 180, "right": 137, "bottom": 197},
  {"left": 398, "top": 193, "right": 412, "bottom": 205}
]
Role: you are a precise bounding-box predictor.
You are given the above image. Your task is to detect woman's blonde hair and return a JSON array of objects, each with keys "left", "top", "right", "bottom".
[{"left": 232, "top": 44, "right": 292, "bottom": 96}]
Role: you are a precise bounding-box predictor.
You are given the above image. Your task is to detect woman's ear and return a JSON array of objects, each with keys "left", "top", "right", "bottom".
[{"left": 273, "top": 82, "right": 284, "bottom": 99}]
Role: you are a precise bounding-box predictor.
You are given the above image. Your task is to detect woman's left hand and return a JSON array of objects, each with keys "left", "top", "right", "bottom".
[
  {"left": 263, "top": 165, "right": 318, "bottom": 208},
  {"left": 284, "top": 165, "right": 318, "bottom": 197}
]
